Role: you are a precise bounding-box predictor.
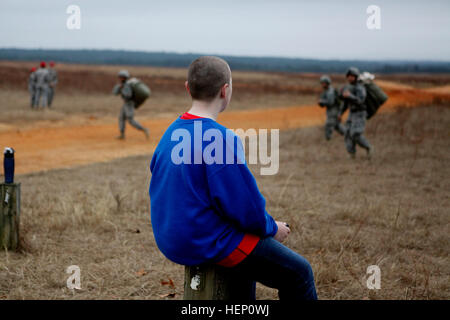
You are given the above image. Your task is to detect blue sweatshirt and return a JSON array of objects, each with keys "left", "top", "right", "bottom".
[{"left": 149, "top": 116, "right": 278, "bottom": 266}]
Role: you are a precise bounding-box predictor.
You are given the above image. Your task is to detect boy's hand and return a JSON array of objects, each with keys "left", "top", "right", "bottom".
[{"left": 274, "top": 221, "right": 290, "bottom": 243}]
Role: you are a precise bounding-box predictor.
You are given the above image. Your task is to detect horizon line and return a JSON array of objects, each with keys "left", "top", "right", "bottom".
[{"left": 1, "top": 47, "right": 449, "bottom": 64}]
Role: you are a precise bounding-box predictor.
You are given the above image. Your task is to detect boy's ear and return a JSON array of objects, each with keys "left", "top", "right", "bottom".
[
  {"left": 185, "top": 81, "right": 191, "bottom": 96},
  {"left": 220, "top": 83, "right": 229, "bottom": 98}
]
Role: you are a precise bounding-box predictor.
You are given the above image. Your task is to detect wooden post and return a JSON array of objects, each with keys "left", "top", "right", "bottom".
[
  {"left": 0, "top": 183, "right": 21, "bottom": 251},
  {"left": 183, "top": 264, "right": 255, "bottom": 300}
]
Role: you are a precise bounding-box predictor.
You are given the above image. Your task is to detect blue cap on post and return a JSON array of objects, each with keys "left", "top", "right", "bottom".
[{"left": 3, "top": 147, "right": 14, "bottom": 184}]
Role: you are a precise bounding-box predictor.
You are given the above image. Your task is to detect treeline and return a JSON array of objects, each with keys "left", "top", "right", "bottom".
[{"left": 1, "top": 48, "right": 449, "bottom": 73}]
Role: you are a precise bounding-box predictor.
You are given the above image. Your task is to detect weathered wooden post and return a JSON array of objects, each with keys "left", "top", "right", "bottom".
[
  {"left": 183, "top": 265, "right": 254, "bottom": 300},
  {"left": 0, "top": 183, "right": 21, "bottom": 250},
  {"left": 1, "top": 147, "right": 20, "bottom": 251}
]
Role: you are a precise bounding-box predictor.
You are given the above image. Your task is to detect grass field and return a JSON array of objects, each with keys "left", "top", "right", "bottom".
[
  {"left": 2, "top": 60, "right": 449, "bottom": 127},
  {"left": 0, "top": 61, "right": 449, "bottom": 300},
  {"left": 0, "top": 61, "right": 320, "bottom": 127}
]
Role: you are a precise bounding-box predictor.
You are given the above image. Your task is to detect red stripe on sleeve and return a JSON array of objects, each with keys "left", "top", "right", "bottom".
[{"left": 216, "top": 234, "right": 260, "bottom": 268}]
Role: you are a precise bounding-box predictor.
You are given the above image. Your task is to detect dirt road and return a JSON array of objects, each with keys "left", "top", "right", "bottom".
[{"left": 1, "top": 83, "right": 449, "bottom": 175}]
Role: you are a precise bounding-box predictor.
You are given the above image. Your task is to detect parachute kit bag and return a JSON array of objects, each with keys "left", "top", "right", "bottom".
[
  {"left": 127, "top": 78, "right": 151, "bottom": 108},
  {"left": 364, "top": 81, "right": 388, "bottom": 119}
]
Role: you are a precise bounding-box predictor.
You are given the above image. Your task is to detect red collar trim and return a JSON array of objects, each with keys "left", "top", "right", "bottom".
[{"left": 180, "top": 112, "right": 205, "bottom": 120}]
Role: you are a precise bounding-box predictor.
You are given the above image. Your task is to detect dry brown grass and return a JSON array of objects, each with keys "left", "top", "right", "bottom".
[
  {"left": 0, "top": 61, "right": 319, "bottom": 129},
  {"left": 0, "top": 104, "right": 448, "bottom": 300},
  {"left": 252, "top": 104, "right": 450, "bottom": 299},
  {"left": 1, "top": 61, "right": 449, "bottom": 299},
  {"left": 2, "top": 61, "right": 448, "bottom": 131}
]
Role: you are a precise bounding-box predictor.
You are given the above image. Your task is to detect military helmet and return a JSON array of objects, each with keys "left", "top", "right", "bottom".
[
  {"left": 346, "top": 67, "right": 360, "bottom": 77},
  {"left": 118, "top": 70, "right": 130, "bottom": 78},
  {"left": 319, "top": 75, "right": 331, "bottom": 84}
]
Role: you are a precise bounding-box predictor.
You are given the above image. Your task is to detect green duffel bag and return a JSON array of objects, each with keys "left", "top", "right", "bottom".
[
  {"left": 127, "top": 77, "right": 151, "bottom": 108},
  {"left": 364, "top": 82, "right": 388, "bottom": 119}
]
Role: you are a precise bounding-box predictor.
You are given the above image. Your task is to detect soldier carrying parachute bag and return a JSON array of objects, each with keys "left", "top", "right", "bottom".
[
  {"left": 339, "top": 67, "right": 373, "bottom": 159},
  {"left": 126, "top": 77, "right": 151, "bottom": 109},
  {"left": 359, "top": 72, "right": 388, "bottom": 119},
  {"left": 113, "top": 70, "right": 150, "bottom": 140}
]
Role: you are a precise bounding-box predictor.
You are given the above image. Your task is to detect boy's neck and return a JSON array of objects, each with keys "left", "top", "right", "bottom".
[{"left": 187, "top": 99, "right": 221, "bottom": 121}]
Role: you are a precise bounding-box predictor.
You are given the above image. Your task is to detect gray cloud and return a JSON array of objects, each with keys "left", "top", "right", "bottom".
[{"left": 0, "top": 0, "right": 449, "bottom": 61}]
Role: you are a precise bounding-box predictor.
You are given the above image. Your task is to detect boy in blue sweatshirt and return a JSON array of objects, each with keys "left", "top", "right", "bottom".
[{"left": 149, "top": 56, "right": 317, "bottom": 300}]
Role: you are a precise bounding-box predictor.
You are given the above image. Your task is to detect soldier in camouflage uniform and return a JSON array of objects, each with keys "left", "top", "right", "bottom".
[
  {"left": 318, "top": 75, "right": 345, "bottom": 140},
  {"left": 339, "top": 67, "right": 373, "bottom": 159},
  {"left": 47, "top": 61, "right": 58, "bottom": 107},
  {"left": 113, "top": 70, "right": 150, "bottom": 140},
  {"left": 28, "top": 67, "right": 37, "bottom": 108},
  {"left": 34, "top": 61, "right": 50, "bottom": 108}
]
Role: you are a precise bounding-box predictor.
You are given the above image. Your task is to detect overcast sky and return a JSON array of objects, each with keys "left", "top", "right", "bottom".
[{"left": 0, "top": 0, "right": 449, "bottom": 61}]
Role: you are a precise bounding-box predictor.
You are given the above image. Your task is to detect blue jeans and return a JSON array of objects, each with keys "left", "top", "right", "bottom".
[{"left": 224, "top": 237, "right": 318, "bottom": 300}]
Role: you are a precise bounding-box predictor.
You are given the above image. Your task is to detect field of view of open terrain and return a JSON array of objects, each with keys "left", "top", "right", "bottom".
[{"left": 0, "top": 61, "right": 449, "bottom": 299}]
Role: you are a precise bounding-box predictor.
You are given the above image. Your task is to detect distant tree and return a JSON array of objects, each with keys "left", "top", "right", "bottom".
[{"left": 0, "top": 48, "right": 449, "bottom": 73}]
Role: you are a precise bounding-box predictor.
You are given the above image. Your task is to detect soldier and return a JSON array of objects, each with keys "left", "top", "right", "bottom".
[
  {"left": 113, "top": 70, "right": 150, "bottom": 140},
  {"left": 28, "top": 67, "right": 37, "bottom": 108},
  {"left": 47, "top": 61, "right": 58, "bottom": 107},
  {"left": 339, "top": 67, "right": 373, "bottom": 159},
  {"left": 34, "top": 61, "right": 50, "bottom": 108},
  {"left": 318, "top": 75, "right": 345, "bottom": 140}
]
